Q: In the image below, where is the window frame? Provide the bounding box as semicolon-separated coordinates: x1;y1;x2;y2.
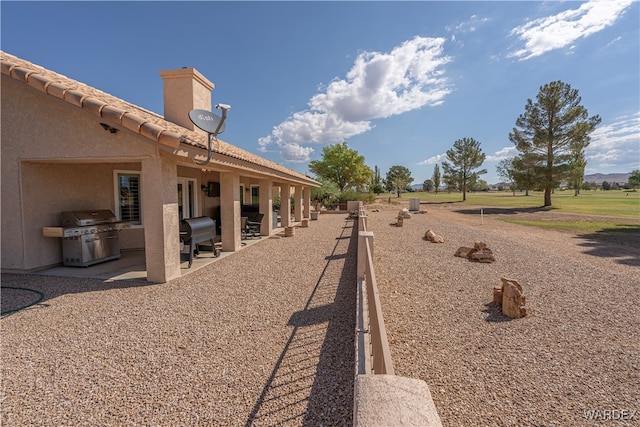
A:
177;177;199;220
114;170;143;228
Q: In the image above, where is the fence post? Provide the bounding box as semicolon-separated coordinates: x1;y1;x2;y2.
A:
357;231;374;281
359;214;367;232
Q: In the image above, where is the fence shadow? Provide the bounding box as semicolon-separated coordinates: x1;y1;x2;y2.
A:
245;219;356;426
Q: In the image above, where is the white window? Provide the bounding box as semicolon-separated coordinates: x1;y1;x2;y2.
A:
114;171;142;226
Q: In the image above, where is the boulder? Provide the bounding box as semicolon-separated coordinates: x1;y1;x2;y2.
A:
454;246;475;258
454;242;495;262
493;285;503;303
425;229;445;243
474;242;488;251
500;278;527;318
399;208;411;219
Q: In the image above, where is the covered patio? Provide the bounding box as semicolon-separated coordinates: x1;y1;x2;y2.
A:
33;223;293;282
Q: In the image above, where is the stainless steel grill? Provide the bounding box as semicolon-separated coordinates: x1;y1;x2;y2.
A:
60;210;129;267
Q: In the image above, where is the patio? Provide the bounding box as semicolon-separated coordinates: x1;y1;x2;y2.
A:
34;226;287;282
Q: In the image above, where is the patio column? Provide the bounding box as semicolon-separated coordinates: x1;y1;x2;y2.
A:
258;178;273;236
303;186;311;220
273;185;281;228
141;156;181;283
220;171;241;252
294;185;303;222
281;184;292;227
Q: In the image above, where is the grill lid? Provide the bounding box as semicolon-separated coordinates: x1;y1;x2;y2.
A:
62;210;117;227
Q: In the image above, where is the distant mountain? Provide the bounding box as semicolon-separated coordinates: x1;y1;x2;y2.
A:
583;173;631;185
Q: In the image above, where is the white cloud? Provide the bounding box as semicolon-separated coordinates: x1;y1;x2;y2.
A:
281;143;315;164
417;153;446;165
607;35;623;47
259;36;452;163
446;14;490;33
486;146;518;162
509;0;634;60
586;112;640;170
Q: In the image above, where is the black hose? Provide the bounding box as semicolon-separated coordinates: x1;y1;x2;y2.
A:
1;287;45;316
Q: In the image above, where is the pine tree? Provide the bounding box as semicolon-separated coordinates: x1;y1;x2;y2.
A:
509;81;601;206
441;138;486;201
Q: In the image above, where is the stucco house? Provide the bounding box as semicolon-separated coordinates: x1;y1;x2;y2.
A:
1;51;320;283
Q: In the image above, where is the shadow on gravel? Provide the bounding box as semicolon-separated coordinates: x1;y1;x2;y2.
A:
482;302;516;323
246;219;356;426
574;225;640;267
1;275;151;318
454;206;549;216
419;200;463;205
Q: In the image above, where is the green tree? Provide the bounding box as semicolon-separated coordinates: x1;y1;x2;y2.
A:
310;178;340;207
441;137;487;201
370;165;384;194
568;150;587;196
308;142;372;192
496;158;517;195
422;179;434;192
628;170;640;190
511;152;546;196
472;179;489;192
432;163;441;194
385;165;414;197
443;170;461;193
509;81;601;206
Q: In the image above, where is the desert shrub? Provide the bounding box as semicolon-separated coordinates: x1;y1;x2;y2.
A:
337;189;376;204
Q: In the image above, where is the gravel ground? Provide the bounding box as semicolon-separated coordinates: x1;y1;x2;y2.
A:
369;202;639;427
1;214;357;426
3;204;638;427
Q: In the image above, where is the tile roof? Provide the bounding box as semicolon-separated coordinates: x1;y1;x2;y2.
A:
1;51;319;187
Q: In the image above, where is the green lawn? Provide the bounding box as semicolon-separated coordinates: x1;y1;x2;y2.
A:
374;190;639;236
385;190;640;218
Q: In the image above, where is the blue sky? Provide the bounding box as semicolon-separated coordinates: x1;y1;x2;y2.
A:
2;1;638;184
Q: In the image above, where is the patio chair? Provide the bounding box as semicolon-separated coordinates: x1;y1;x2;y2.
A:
245;213;264;239
241;217;249;239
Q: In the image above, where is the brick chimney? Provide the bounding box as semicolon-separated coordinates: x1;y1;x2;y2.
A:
159;67;214;136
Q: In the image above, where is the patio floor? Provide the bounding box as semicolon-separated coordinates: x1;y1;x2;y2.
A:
34;227;285;282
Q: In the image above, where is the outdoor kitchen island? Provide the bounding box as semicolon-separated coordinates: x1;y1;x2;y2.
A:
43;210;130;267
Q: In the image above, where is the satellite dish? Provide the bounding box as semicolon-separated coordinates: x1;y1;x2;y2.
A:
188;106;230;165
189;109;226;135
